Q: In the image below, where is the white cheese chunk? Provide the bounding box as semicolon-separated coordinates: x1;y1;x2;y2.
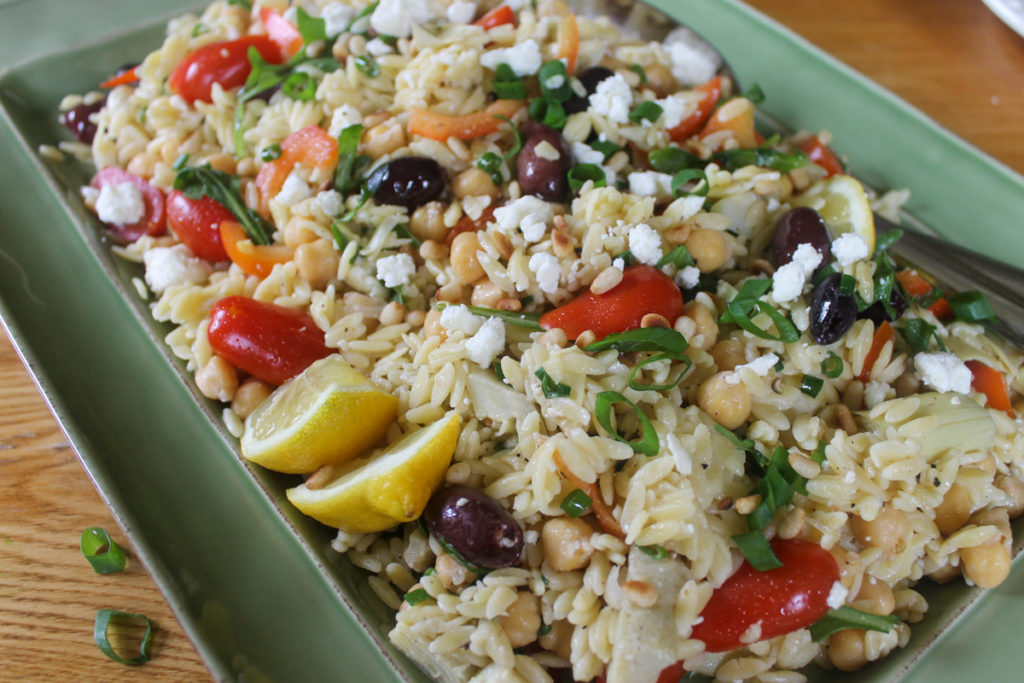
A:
465;316;506;367
529;252;561;293
588;73;633;123
792;242;824;275
737;353;779;377
375;253;416;287
321;2;357;38
274;170;312;206
95;181;145;225
628;223;663;266
663;26;723;86
370;0;441;38
627;171;674;201
833;233;870;266
771;262;806;303
143;245;212;294
571;141;605;165
915;352;972;394
446;1;477;25
440;303;483;335
492;195;552;243
480;39;543;77
676;265;701;290
315;189;344;216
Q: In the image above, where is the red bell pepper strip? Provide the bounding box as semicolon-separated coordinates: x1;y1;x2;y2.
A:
966;360;1015;417
667;75;722;142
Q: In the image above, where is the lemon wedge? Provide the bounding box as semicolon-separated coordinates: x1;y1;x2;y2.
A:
240;355;398;474
791;174;875;255
286;412;461;533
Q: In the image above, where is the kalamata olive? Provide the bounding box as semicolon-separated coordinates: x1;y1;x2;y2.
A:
423;485;524;569
59;98;106;145
810;272;857;345
772;207;832;268
368;156;446;209
517;124;571;202
858;286;908;324
564;65;616;114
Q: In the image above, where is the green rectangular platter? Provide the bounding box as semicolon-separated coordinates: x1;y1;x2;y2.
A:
0;1;1022;681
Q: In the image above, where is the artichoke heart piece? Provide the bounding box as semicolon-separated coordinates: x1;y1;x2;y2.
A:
857;392;995;461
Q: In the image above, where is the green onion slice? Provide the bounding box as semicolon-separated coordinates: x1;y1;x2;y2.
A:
538;60;571;102
671;168;709;197
260;143;282;162
589;139;623;161
820;352;843;378
648;146;702;173
628;100;663;124
94;609;153;665
403;587;432;605
638;544;667;560
594;391;659;456
809;606;901;642
493;63;527;99
567;164;607;192
536;367;571;398
560;488;593;517
528;97;567;129
81;527;126;574
731;531;782;571
282;71;317;100
455;304;542;329
948;290;996;322
656;244;694;269
799;374;824;397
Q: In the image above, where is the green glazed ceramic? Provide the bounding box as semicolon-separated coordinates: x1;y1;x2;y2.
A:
0;1;1021;681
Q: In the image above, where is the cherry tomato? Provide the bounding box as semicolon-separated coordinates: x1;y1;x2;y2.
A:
539;265;685;341
90;167;166;243
798;134;845;177
207;296;332;385
169;35;284;104
690;539;840;653
166;190;233;261
667;75;722;142
260;7;304;57
254;125;338;217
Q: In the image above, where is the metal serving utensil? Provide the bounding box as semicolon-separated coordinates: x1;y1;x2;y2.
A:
570;0;1024;348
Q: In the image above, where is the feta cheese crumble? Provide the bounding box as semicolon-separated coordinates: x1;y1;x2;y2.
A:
321;2;357;37
588;73;632;123
791;242;823;275
832;233;870;267
315;190;344;216
95;181;145;225
915;352;972;394
465;317;506;367
492;195;552;243
440;303;483;335
676;265;701;290
480;39;543;77
446;1;477;25
656;95;688;129
628;223;663;265
370;0;440;38
375;253;416;288
627;171;674;201
328;104;363;137
737;353;780;377
571;141;605;166
771;262;806;303
143;245;212;294
663;26;724;86
826;580;849;609
274;171;312;206
528;252;562;293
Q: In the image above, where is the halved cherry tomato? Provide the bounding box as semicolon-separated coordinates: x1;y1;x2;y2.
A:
407;100;525;142
667;75;722;142
90;167;166;243
473;4;515;29
690;539;840;653
539;265;685;341
254;125;338;218
798;134;844;178
966;360;1015;418
219;220;293;278
169;35;284;104
259;7;304;57
166;190;234;262
207;296;331;385
701;96;757;148
895;269;952;319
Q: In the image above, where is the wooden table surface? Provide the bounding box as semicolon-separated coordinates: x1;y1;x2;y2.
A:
2;0;1024;679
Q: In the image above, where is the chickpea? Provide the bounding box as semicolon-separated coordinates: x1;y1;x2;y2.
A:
934;483;972;536
710;339;746;372
232;378;273;419
363;118;406;159
682;301;719;351
828;629;869;672
126;150;156;178
195;355;238;403
452;167;500;200
422;309;445;339
685;227;731;273
643;62;676;97
450;231;485;284
853;576;895;616
696;371;752;430
471;279;504;307
409;201;448;243
496;591;541;649
541;517;594;572
995;474;1024;518
849;503;910;553
435;551;470;591
283;215;319;249
961;543;1011;588
295;238;340;289
538;619;573;660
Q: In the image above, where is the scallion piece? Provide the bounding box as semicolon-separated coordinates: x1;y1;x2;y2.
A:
628;100;663;124
820;352;843;378
656;244;694;269
589;139;623;161
493;63;527;99
629;63;648;84
638;544;667;560
477;151;504;184
404;587;432;605
671;168;708;197
648;146;701;173
731;531;782;571
538;60;571;102
712;147;808;173
567;164;607;192
536;367;571;398
560;488;593;517
809;606;901;642
282;71;317;100
454;304;542;329
799;374;824;397
948;290;996;322
94;609;153;665
528;97;567;129
81;527;126;574
594;391;659;456
260;143;282;162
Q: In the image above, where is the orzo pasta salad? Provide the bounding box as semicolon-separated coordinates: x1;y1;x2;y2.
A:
56;0;1024;680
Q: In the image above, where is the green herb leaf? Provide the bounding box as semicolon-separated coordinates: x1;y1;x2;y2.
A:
528;97;567;129
346;1;378;33
94;609;153;665
538;622;552;637
948;291;996;322
638;544;667;560
538;60;571;102
589;139;623;161
80;527;126;574
800;374;824;397
227;0;252;9
585;327;688;355
656;244;694;269
714;424;767;468
820;352;843;378
712;147;808;173
536;367;571;398
283;70;317;100
493;63;527;99
810;439;828;465
172;153;190;171
477;151;504;184
567;164;607;192
628;100;663;124
873;228;903;257
740;82;765;104
355;55;380;78
330;221;355;251
903;317;944;354
434;532;490;574
495;115;523;163
260;143;282;161
334;123;370;193
493;360;506;383
392;223;422;248
731;531;782;571
455;304;542;329
404;587;432;605
649;146;702;174
560;488;593;517
340;185;371;222
173;164;273;245
672;168;708;197
594;391;659;456
809;606;901;642
295;6;327;43
629;63;648;85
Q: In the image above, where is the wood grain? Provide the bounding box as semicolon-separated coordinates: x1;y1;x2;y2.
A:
2;0;1023;679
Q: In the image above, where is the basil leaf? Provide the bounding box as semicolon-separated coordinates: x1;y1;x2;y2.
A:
403;587;432;605
714;424;767;469
355;55;380;78
560;488;593;517
330;221;356;252
672;168;708;197
567;164;606;192
585;327;688;355
731;531;782;571
903;318;943;354
594;391;659;456
649;146;702;174
810;606;901;642
295;6;328;44
345;1;378;34
393;223;422;248
740;82;765;104
628;100;663;124
538;60;571;102
536;367;571;398
627;353;692;391
493;63;527;99
948;290;996;322
334;123;369;193
656;244;694;269
460;304;543;329
173;164;273;245
589;139;623;161
283;71;317;100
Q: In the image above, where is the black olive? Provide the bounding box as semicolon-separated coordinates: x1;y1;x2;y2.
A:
858;287;908;324
810;272;858;345
423;485;524;569
517;124;571;201
59;98;106;145
564;66;616;114
772;207;832;268
368;156;446;209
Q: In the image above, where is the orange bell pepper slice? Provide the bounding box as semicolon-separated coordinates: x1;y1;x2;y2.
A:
701;96;757;148
220;220;293;278
859;320;894;382
667;75;722;142
260;7;304;58
966;360;1015;417
895;269;952;319
556;14;579;74
255;125;338;218
473;4;515;29
100;65;140;89
407;99;524;142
